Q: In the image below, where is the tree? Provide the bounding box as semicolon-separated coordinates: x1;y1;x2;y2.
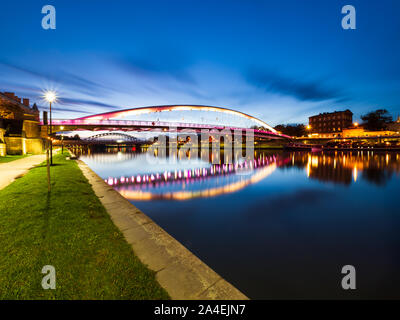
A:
361;109;392;131
274;124;306;137
251;125;269;131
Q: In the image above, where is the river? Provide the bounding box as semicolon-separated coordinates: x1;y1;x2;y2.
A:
78;148;400;299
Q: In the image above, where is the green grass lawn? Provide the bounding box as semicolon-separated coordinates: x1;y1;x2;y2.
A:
0;152;170;299
0;154;30;163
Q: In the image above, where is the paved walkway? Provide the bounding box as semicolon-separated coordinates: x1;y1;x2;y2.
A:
0;154;47;190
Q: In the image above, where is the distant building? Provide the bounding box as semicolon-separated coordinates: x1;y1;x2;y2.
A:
0;91;39;121
309;109;353;138
0;119;5;156
342;127;397;138
387;116;400;132
0;91;42;155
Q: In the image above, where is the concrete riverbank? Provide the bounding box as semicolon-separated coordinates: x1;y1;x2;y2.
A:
77;158;248;300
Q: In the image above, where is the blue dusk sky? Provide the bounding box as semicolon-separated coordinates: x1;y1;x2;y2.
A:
0;0;399;126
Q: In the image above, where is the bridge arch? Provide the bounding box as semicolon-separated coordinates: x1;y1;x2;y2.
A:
76;105;277;133
85;132;139;142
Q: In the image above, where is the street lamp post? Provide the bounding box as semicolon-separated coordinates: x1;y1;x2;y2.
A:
306;125;312;137
60;126;64;154
44;91;57;165
50;100;53;165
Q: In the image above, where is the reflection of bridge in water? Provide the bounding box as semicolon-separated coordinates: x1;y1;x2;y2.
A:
106;154;291;201
78;149;400;202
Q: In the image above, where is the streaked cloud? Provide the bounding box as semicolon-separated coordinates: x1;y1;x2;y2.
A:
246;69;346;102
0;61;114;97
57;97;119;110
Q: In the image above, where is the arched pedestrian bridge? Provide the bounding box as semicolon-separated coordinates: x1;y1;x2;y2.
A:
85;132;141;142
42;105;291;140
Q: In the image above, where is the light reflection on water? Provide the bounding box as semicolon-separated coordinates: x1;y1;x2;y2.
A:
79;149;400;299
107;154;283;200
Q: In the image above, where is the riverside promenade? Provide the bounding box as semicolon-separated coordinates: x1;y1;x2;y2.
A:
0;152;169;299
0;154;47;190
0;150;248;299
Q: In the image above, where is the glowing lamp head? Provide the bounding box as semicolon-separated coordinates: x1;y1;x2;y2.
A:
307;125;311;130
354;122;359;127
44;91;57;103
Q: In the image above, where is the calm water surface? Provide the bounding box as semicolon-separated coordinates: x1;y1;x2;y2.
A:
79;149;400;299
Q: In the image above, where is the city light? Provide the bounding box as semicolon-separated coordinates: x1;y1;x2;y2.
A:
354;122;359;127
